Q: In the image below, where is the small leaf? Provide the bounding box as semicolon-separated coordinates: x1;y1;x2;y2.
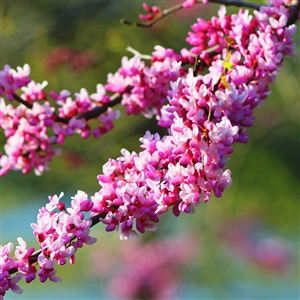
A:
222;61;234;71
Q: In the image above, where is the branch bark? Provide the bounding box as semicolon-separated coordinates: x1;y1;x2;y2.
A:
12;88;130;125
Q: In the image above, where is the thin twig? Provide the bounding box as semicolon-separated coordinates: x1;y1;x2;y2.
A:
210;0;260;10
193;44;220;76
12;88;130;124
13;93;69;124
120;2;184;28
77;87;131;121
12;93;33;109
120;0;261;28
126;46;152;60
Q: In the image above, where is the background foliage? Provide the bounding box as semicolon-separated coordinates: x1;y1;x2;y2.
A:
1;1;299;299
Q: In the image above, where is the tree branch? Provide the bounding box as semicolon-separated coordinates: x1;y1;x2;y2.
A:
210;0;260;10
12;88;131;125
12;93;33;109
286;0;300;26
77;86;132;121
120;0;261;28
120;2;184;28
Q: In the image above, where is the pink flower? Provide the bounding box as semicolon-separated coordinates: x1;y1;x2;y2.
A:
74;88;93;113
21;80;48;101
30;191;97;281
67;190;93;215
182;0;198;9
90;84;110;104
49;89;71;104
0;64;31;100
14;238;36;283
139;2;161;22
48;192;65;211
0;242;23;298
37;254;61;283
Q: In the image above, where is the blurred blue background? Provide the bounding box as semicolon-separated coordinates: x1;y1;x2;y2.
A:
1;1;299;299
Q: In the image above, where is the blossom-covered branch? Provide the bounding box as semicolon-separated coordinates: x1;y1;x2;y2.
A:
0;48;181;175
0;0;298;298
1;0;299;177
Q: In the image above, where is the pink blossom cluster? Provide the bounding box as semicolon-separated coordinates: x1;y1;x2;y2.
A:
0;192;96;299
0;242;24;298
0;67;119;175
90;235;198;299
0;0;298;298
105;46;181;117
0;64;31;101
139;2;162;22
50;86;119;142
0;47;183;176
90;2;296;239
187;1;295;71
0;93;61;176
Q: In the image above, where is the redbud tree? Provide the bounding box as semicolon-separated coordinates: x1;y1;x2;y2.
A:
0;0;299;298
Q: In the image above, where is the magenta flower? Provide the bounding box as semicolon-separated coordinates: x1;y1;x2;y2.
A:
0;243;23;298
0;64;31;101
21;80;48;101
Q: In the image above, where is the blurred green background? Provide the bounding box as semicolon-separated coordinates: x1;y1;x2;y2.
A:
1;1;299;299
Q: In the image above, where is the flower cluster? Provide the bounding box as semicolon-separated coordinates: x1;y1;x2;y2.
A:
0;68;120;175
0;46;183;176
0;64;31;101
0;192;96;299
138;3;162;22
0;242;24;298
90;2;296;239
105;46;182;117
0;0;298;298
0;94;61;176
